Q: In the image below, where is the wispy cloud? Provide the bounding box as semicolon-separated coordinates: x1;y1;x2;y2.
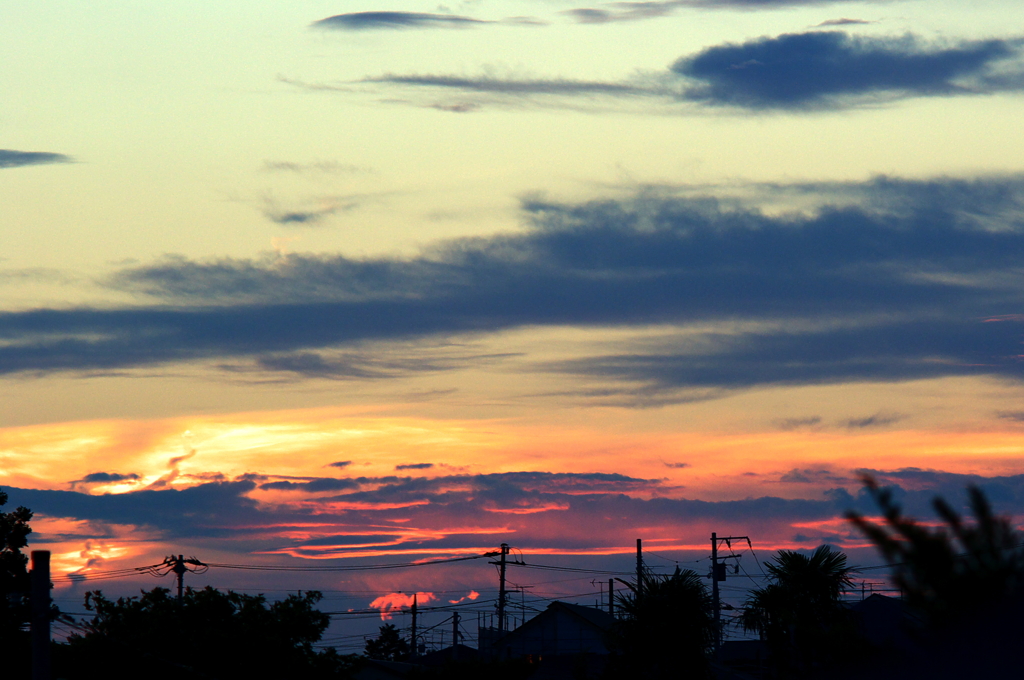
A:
262;160;368;175
780;468;848;484
0;149;72;169
362;74;656;96
842;412;903;429
2;175;1024;400
261;195;364;226
776;416;822;431
312;12;488;31
815;18;874;27
69;472;141;491
563;1;882;25
264;208;338;225
246;345;519;380
344;31;1024;112
311;12;544;31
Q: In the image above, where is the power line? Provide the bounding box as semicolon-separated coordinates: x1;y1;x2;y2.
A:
205;552;496;572
507;561;631;576
51;551;499;584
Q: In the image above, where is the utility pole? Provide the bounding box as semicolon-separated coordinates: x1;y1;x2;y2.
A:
497;543;509;634
30;550;51;680
151;554;206;604
172;554;187;604
636;538;643;600
608;578;614;617
410;593;418;659
711;533;720;652
710;533;752;654
452;611;460;660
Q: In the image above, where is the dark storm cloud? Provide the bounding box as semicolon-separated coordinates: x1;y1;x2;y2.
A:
327;461;352;469
673;32;1023;109
2;176;1024;398
0;149;72;168
312;12;487;30
395;463;434;470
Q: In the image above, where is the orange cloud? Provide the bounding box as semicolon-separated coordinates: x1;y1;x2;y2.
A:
369;591;436;620
448;590;480;604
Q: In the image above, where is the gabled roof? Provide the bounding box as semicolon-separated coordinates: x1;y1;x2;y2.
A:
546;601;616;632
418;643;479;666
495;600;616;647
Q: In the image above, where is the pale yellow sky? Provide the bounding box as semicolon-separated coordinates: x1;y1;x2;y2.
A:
3;0;1024;587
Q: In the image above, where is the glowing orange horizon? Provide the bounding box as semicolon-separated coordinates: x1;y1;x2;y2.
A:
5;404;1023;587
4;406;1024;495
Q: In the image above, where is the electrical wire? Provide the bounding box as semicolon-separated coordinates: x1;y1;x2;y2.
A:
507;561;631;576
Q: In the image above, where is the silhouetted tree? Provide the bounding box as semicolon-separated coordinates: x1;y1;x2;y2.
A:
741;545;855;675
364;622;410;661
606;567;714;679
0;488;33;676
59;586;357;679
846;476;1024;627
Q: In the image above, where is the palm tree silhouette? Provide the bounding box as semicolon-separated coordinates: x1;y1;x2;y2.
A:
609;567;715;678
742;545;855;674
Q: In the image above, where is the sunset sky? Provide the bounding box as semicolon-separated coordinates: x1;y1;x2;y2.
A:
3;0;1024;647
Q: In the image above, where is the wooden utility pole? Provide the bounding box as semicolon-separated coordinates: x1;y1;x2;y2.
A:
30;551;51;680
410;593;418;659
497;543;509;633
452;611;460;660
711;533;720;651
710;533;752;654
608;578;614;616
171;554;187;604
636;539;643;599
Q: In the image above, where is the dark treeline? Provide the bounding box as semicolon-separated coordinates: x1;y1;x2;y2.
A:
3;478;1024;679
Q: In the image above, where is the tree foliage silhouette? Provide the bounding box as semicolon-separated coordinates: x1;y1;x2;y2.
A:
364;622;410;661
742;545;855;674
60;586;356;679
607;567;714;679
846;476;1024;627
0;489;32;628
0;488;33;675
